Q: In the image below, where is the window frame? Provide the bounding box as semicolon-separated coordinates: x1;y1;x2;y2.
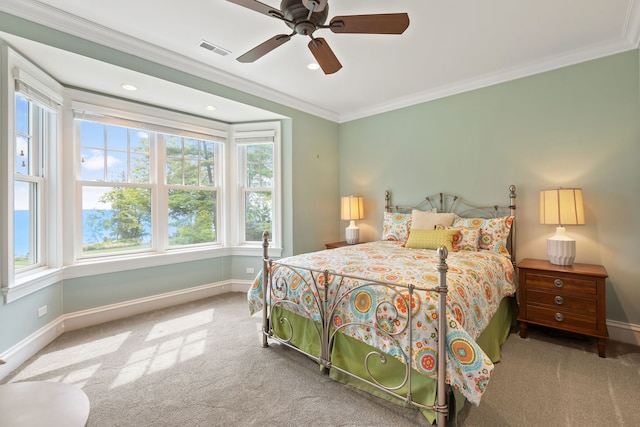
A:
72;102;227;261
230;123;281;251
1;46;63;302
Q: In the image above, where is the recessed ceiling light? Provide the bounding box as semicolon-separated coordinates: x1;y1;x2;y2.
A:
308;63;320;70
206;105;217;111
121;84;137;91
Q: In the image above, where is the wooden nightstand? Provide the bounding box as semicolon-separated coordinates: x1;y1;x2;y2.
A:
517;258;609;357
325;241;362;249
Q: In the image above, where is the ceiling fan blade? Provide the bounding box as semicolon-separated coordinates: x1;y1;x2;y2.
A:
237;34;292;63
308;38;342;75
226;0;284;19
329;13;410;34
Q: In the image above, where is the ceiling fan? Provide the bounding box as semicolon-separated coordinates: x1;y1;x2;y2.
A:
226;0;410;74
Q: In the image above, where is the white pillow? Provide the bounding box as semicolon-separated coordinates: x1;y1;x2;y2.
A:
411;210;455;230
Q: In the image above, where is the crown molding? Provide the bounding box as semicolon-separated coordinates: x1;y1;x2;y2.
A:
340;36;638;123
625;0;640;47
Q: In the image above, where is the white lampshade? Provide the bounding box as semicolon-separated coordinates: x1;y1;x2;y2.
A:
341;196;364;244
540;188;585;265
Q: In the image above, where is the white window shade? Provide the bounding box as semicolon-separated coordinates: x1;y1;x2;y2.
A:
13;67;63;112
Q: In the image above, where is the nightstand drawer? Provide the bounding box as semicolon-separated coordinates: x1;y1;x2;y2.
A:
526;305;596;332
527;289;597;315
524;272;597;297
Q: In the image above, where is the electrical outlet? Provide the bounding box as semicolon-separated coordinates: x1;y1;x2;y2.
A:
246;267;255;274
37;305;47;318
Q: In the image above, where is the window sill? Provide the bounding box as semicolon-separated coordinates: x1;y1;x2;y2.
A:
3;267;64;303
64;244;282;280
3;245;283;303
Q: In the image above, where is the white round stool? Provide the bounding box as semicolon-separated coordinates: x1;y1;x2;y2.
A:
0;381;90;426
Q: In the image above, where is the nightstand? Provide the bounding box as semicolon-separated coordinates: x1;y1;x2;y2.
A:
325;241;362;249
517;258;609;357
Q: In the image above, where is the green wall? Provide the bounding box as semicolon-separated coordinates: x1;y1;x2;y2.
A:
338;50;640;326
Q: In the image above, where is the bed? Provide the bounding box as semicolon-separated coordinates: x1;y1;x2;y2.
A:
248;185;517;425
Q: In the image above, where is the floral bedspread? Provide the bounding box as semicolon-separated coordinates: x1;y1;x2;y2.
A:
248;241;516;405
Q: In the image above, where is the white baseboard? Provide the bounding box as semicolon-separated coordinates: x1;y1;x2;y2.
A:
63;280;250;332
0;280;252;381
1;282;637;381
607;319;640;347
0;317;65;381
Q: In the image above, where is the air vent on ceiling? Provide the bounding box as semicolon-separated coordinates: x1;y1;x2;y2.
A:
199;40;231;56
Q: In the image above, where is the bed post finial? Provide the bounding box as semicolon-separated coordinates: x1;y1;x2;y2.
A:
385;190;391;212
262;231;270;256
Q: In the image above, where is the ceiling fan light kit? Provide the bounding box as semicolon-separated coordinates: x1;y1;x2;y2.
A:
227;0;409;74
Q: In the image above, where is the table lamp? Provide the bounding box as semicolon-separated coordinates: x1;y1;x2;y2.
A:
341;195;364;244
539;188;585;265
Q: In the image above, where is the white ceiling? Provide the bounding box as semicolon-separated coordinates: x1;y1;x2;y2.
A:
0;0;638;123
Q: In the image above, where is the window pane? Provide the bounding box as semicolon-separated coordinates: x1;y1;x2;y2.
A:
245;191;271;242
15;135;29;175
80;121;104;149
130;130;150;153
82;186;152;255
15;94;31;176
80;121;150;184
184;159;199;186
81;148;105;181
106;150;128;182
131;153;150;182
164;135;218;187
14;180;37;268
15;95;29;134
168;189;216;246
166;157;183;185
200;162;214;186
201;141;215;161
246;143;273;188
183;138;199;158
106;125;127;151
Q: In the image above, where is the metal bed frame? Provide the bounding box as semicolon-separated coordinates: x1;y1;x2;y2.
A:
258;185;516;426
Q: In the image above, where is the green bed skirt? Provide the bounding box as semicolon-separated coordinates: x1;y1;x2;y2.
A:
270;296;516;424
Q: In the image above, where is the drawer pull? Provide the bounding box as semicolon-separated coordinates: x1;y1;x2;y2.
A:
554;279;564;288
554;313;564;322
554;296;564;305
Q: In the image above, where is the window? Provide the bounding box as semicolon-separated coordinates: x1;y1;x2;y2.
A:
12;75;60;273
75;109;224;258
164;134;220;247
2;51;63;300
235;128;279;247
14;93;45;270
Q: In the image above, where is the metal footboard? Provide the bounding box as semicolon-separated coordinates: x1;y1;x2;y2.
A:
260;231;449;426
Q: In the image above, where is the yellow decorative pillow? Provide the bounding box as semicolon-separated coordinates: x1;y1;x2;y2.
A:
404;229;459;251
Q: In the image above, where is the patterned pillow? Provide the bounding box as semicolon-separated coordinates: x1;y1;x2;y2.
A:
382;209;436;242
381;212;412;242
404;228;459;252
452;215;514;258
435;225;480;252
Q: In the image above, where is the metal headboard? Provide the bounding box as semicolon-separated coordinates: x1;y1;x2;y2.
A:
385;185;517;263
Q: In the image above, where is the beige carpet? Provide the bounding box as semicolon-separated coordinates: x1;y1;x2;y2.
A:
3;292;639;426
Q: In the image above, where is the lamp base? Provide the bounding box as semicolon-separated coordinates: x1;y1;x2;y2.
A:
345;220;360;245
547;226;576;266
